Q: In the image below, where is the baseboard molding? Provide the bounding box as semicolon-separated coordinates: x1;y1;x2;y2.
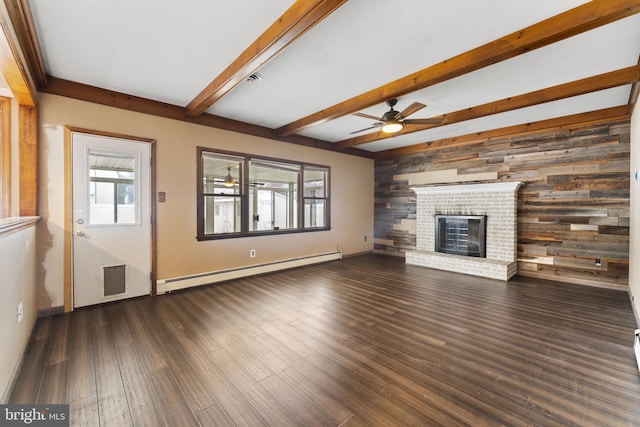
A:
341;250;374;259
38;306;64;317
157;251;342;294
1;314;38;404
373;249;404;257
4;307;64;402
517;270;628;291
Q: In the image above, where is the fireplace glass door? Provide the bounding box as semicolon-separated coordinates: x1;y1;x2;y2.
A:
435;215;486;258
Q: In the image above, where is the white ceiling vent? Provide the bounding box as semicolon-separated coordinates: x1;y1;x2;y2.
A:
246;73;263;83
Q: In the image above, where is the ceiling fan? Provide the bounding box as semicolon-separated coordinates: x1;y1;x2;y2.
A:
350;98;442;135
222;167;236;187
205;167;264;187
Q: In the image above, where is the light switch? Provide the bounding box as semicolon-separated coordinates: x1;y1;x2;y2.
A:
158;192;166;202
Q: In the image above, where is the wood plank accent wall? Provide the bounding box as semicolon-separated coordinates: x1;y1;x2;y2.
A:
375;120;630;289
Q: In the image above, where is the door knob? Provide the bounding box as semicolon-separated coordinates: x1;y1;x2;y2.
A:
76;230;85;236
76;218;84;224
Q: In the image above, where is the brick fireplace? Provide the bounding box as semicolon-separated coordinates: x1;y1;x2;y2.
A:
406;181;522;280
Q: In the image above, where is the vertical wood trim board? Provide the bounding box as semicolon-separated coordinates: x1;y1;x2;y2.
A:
0;97;10;217
18;104;37;216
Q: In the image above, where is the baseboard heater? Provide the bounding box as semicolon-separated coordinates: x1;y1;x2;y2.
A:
156;251;342;295
635;329;640;373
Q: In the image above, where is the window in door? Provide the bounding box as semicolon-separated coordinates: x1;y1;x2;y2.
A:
88;150;140;225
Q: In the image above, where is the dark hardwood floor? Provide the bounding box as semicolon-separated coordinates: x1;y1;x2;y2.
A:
9;254;640;426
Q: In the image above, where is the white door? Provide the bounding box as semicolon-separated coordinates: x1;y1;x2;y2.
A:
72;132;151;308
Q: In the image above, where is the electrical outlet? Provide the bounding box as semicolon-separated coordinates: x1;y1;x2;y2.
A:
250;249;256;258
17;302;23;323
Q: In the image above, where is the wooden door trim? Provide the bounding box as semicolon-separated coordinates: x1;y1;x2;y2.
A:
64;126;157;312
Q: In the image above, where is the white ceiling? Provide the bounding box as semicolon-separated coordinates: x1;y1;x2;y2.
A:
27;0;640;155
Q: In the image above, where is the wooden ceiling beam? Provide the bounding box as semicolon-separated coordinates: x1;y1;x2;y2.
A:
277;0;640;137
336;65;640;149
371;105;631;160
0;0;36;105
186;0;348;117
43;76;374;158
3;0;47;88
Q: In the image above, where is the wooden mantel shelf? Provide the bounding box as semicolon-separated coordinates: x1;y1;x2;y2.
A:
411;181;523;194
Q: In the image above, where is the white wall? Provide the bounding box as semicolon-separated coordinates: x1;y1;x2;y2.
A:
630;106;640;325
0;222;38;402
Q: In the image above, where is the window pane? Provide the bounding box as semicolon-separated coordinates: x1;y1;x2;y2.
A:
201;152;244;235
304;199;326;228
202;153;242;195
304;166;327;228
249;160;299;231
204;195;241;234
304;167;327;198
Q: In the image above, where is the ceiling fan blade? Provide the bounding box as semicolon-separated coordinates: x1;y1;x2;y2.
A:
397;102;426;119
353;112;382;121
349;123;382;134
402;117;443;125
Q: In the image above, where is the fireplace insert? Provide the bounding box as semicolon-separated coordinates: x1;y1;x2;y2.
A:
435;214;486;258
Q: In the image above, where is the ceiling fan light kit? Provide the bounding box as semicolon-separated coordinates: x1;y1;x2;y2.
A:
381;120;403;133
224;167;235;187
